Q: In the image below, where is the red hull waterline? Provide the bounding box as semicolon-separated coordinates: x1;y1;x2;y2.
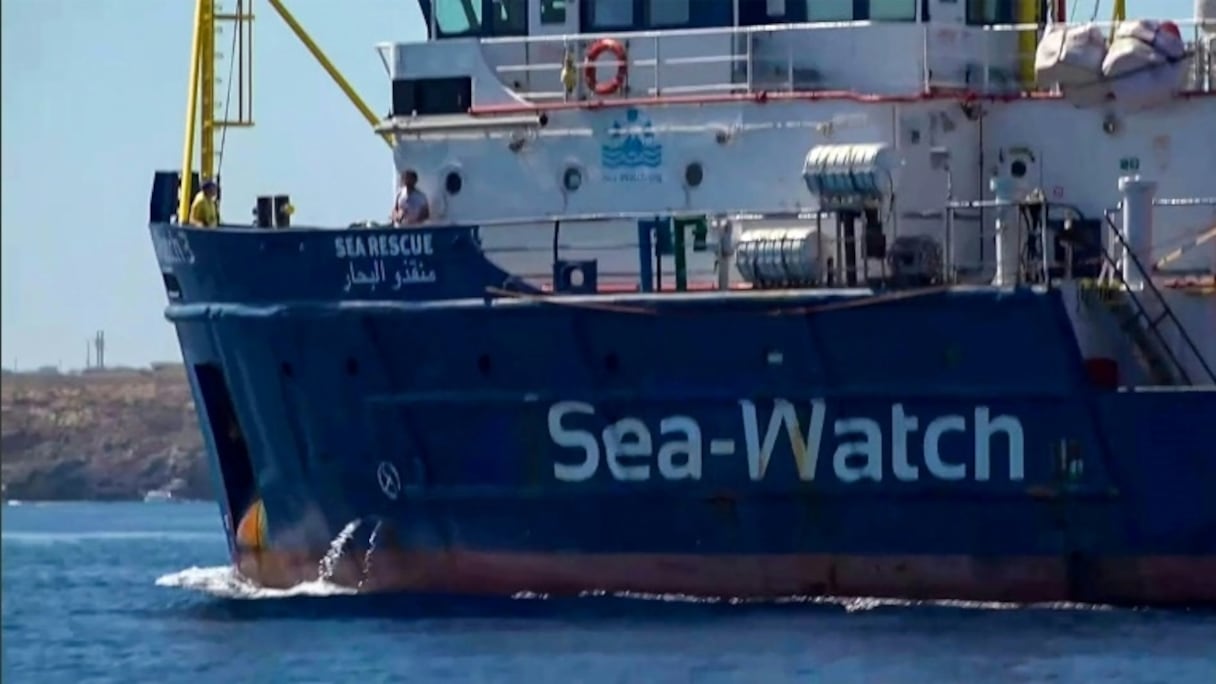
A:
236;548;1216;607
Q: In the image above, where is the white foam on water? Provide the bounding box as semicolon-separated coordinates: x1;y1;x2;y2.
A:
155;565;356;599
156;519;365;599
317;520;361;581
356;520;383;591
154;517;1118;610
562;590;1116;612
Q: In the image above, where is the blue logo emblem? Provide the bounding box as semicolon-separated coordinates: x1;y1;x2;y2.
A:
600;108;662;182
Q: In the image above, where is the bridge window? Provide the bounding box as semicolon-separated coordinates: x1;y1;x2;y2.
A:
966;0;1014;24
806;0;852;21
491;0;527;34
435;0;482;36
739;0;787;24
541;0;567;24
746;0;919;24
588;0;634;29
741;0;791;24
649;0;690;27
870;0;917;20
433;0;526;37
587;0;731;31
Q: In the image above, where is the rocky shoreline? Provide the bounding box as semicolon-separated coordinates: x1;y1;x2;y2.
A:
1;365;213;502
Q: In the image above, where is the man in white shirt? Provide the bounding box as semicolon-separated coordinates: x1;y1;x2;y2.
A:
392;169;430;226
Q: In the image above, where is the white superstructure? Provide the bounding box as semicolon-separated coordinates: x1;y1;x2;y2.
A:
368;0;1215;383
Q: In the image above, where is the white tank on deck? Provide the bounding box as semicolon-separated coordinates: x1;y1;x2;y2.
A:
734;227;833;286
802;144;899;209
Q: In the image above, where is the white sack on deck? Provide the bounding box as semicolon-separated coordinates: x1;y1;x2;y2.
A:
1103;20;1189;111
1035;23;1110;107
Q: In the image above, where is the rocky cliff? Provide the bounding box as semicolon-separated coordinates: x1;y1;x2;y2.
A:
1;366;212;501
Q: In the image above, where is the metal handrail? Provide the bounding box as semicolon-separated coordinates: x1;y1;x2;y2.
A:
1099;209;1216;385
406;19;1216;100
470;19;1211;50
342;208;822;231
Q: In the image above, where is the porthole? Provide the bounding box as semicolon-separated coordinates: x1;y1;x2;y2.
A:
563;166;583;192
684;162;703;188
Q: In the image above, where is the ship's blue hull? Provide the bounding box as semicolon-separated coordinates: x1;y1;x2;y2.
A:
149;222;1216;606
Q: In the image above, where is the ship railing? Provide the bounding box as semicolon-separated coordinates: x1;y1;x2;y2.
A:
481;20;922;100
475;19;1213;104
937;189;1213;386
424;208;800;228
1095;192;1216;386
496;208;1006;293
448;211;729;292
942;197;1053;286
350;209;903;293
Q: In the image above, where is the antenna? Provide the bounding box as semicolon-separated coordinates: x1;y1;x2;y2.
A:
94;330;106;370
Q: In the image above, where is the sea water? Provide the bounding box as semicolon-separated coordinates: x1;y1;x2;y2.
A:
3;501;1215;683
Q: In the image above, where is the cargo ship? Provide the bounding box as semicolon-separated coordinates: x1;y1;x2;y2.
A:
148;0;1216;605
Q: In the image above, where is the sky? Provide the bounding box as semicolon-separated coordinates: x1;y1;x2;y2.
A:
0;0;1197;370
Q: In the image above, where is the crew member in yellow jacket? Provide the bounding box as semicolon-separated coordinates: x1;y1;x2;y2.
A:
188;179;220;227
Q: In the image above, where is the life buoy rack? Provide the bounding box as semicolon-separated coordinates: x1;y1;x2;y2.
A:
585;39;628;96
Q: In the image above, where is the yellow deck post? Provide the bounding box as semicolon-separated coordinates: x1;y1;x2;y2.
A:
1016;0;1041;88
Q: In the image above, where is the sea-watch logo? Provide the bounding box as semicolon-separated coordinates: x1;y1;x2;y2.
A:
600;108;662;183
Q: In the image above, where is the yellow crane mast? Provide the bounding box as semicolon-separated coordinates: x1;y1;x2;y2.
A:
177;0;391;223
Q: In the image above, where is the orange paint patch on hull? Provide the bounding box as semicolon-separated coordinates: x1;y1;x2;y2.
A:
235;499;267;550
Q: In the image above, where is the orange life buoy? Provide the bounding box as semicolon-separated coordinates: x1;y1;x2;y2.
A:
585;39;628;96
